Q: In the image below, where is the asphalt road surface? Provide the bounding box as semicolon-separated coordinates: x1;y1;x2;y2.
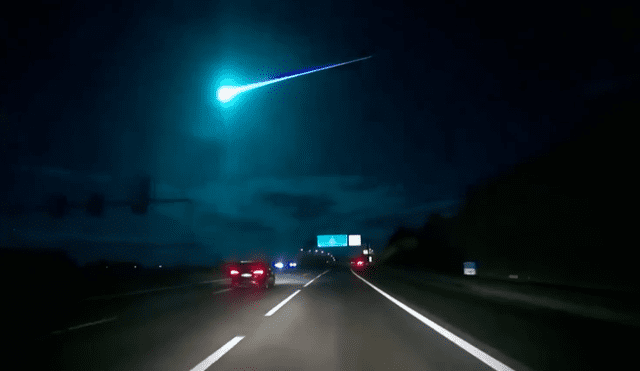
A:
24;265;636;370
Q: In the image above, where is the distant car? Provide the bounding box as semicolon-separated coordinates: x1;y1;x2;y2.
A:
350;256;369;270
273;260;297;270
226;261;275;289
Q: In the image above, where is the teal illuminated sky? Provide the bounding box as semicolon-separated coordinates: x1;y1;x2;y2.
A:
2;0;637;265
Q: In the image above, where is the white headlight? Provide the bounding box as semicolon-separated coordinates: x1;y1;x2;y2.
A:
275;262;284;269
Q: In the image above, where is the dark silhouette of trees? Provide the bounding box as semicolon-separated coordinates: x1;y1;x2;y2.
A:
387;226;419;248
131;176;151;214
444;110;639;286
46;192;69;218
86;192;105;217
382;215;463;273
2;248;83;339
416;213;462;274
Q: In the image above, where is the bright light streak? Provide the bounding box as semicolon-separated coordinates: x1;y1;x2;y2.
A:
216;55;372;103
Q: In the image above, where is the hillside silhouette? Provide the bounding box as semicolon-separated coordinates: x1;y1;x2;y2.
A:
381;92;637;290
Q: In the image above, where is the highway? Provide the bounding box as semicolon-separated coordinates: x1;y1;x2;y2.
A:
25;265;637;370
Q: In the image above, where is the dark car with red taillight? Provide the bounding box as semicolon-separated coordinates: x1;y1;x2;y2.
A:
226;261;275;289
350;255;369;270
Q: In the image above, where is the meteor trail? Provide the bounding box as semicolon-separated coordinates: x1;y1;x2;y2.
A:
216;55;372;103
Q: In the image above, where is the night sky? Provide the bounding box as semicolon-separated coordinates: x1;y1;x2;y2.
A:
2;1;638;266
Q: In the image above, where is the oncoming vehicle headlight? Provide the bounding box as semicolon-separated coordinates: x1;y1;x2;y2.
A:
289;262;296;267
274;262;284;269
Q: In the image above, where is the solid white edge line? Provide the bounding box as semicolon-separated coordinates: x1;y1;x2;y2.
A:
303;279;316;288
265;289;302;316
351;269;516;371
67;316;118;331
189;335;245;371
303;269;330;288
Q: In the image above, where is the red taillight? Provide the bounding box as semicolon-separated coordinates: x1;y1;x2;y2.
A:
230;269;239;275
253;269;264;275
357;261;363;266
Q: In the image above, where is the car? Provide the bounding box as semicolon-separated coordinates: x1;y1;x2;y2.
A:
272;259;298;270
226;260;275;289
350;256;369;270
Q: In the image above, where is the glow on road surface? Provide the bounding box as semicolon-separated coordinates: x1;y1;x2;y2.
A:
216;55;372;103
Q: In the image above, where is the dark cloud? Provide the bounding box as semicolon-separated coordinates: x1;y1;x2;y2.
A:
360;201;460;231
260;192;336;220
198;212;221;229
361;214;412;230
339;176;385;192
152;134;225;190
199;212;275;234
303;237;317;247
225;219;276;234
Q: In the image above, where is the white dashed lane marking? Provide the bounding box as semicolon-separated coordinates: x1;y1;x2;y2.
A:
303;269;330;288
66;316;118;331
264;290;301;317
189;336;245;371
